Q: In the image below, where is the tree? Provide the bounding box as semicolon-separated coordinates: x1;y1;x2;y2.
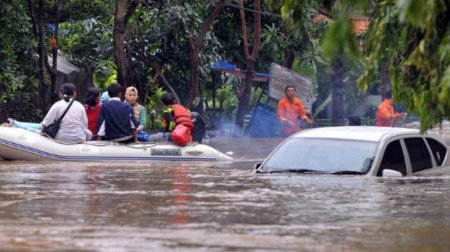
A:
0;0;40;122
279;0;450;130
186;0;227;109
358;0;450;131
27;0;52;110
321;6;361;126
113;0;141;88
233;0;261;135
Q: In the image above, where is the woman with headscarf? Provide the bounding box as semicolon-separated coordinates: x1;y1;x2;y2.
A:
124;86;148;141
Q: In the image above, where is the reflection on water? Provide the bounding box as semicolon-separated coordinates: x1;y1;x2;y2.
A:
0;137;450;251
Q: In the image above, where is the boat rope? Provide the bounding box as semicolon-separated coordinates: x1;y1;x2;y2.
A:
42;133;198;150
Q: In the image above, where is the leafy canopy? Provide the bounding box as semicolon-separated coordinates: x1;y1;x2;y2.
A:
358;0;450;131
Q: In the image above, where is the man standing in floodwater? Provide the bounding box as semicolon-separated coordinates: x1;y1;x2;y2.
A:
375;90;407;127
277;85;313;137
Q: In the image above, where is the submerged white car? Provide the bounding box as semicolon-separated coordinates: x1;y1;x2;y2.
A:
255;126;450;177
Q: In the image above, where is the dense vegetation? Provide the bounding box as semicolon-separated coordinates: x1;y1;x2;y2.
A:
0;0;448;132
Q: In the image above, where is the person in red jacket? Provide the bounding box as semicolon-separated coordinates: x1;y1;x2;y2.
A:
83;87;101;140
375;90;407;127
277;85;313;137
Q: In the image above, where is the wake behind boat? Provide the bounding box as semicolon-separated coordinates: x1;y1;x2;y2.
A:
0;126;232;162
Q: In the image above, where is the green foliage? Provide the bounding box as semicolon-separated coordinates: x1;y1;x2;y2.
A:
59;17;114;72
358;0;450;131
321;15;360;60
261;23;289;61
125;1;222;102
280;0;450;130
0;0;43;121
216;84;238;119
144;87;166;130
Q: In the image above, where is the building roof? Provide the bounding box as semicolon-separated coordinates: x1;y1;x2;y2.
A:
48;52;80;75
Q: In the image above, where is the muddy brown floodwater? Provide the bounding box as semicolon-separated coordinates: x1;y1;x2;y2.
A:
1;136;450;251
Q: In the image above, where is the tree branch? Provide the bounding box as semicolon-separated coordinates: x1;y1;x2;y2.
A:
225;2;281;17
239;0;249;59
124;0;142;27
249;0;261;62
194;0;227;47
26;0;38;39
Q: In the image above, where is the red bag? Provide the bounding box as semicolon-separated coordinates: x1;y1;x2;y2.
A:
171;124;191;146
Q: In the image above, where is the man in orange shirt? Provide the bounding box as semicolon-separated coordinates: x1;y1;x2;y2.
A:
277;85;313;137
375;90;407;127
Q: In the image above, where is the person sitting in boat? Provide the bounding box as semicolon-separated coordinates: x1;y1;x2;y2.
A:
8;83;91;143
41;83;90;143
190;111;207;143
84;86;101;140
96;83;139;143
161;92;194;145
124;86;149;142
161;93;194;145
100;90;110;104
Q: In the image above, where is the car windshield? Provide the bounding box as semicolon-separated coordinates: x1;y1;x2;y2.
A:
261;138;377;174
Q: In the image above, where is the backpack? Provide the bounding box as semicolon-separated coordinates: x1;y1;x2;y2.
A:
171;124;190;146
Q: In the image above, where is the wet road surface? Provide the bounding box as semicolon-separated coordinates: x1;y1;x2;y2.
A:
1;137;450;251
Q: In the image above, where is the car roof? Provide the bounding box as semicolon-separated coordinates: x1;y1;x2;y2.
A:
292;126;420;142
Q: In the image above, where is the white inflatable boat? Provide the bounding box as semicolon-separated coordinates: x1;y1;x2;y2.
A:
0;126;232;162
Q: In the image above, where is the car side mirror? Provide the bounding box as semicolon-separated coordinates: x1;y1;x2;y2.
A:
253;162;262;170
382;169;403;178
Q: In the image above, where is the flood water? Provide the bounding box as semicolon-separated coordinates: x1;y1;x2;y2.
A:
1;137;450;251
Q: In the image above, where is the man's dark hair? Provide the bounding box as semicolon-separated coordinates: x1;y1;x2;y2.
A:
385;90;393;99
348;115;361;126
108;83;122;98
84;86;100;107
161;93;175;105
284;85;296;93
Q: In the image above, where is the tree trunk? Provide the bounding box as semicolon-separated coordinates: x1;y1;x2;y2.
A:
50;24;58;104
113;0;142;89
234;0;261;135
48;0;64;104
331;57;345;126
380;59;391;92
185;0;226;108
149;61;181;104
33;0;49;111
186;39;200;108
113;0;127;88
283;50;295;69
234;62;255;135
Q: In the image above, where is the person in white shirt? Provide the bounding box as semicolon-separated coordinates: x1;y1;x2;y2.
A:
41;83;90;143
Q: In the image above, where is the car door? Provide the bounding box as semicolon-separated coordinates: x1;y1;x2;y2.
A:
412;137;450;176
425;137;448;166
403;137;433;175
376;139;408;177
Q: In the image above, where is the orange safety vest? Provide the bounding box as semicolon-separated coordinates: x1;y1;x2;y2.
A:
173;104;194;130
375;99;399;126
277;97;308;136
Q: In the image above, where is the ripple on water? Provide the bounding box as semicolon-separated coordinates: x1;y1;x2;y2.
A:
1;142;450;251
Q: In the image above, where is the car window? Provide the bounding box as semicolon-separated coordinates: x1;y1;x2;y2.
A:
377;140;406;176
426;138;447;166
262;138;377;173
404;138;432;173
